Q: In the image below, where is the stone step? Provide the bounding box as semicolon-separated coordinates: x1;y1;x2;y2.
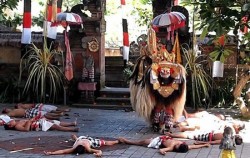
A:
105;56;124;66
71;103;133;111
95;97;131;106
99;92;129;98
77;87;131;106
99;87;130;98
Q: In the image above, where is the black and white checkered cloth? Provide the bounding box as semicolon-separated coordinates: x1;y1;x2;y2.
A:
25;108;41;118
76;136;104;148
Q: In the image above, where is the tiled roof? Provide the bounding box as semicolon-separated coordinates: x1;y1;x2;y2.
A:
0;31;64;47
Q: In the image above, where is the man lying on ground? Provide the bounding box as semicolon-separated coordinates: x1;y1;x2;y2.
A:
2;107;63;120
4;117;78;132
0;114;11;126
175;109;228;132
165;120;244;146
15;103;70;113
182;109;225;120
44;134;120;156
118;136;210;155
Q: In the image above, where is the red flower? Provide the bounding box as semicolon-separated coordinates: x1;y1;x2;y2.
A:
217;35;225;46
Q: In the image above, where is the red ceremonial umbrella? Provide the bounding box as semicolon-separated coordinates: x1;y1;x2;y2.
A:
152;11;186;42
152;11;186;29
56;12;82;28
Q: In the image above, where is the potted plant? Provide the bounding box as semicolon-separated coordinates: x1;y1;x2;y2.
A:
209;35;233;77
19;39;65;103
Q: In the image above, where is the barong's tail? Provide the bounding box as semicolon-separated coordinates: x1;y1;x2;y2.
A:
130;80;156;123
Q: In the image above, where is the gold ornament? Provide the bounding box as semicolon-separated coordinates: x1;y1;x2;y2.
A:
88;38;99;52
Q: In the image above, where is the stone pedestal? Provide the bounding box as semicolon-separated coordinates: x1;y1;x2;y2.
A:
78;82;97;103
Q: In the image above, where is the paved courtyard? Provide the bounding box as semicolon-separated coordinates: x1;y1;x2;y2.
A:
0;105;249;158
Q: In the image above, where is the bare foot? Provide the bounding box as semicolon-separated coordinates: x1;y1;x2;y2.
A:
73;127;79;132
164;131;172;136
193;141;199;145
179;126;185;132
118;137;126;143
195;126;200;130
204;143;211;147
71;134;78;140
44;151;52;155
73;118;77;126
63;108;71;112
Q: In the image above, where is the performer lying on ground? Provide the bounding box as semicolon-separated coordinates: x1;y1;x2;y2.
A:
182;109;225;120
15;103;70;113
0;114;11;126
165;124;244;146
44;134;120;156
118;136;210;155
175;110;235;132
2;107;63;120
4;117;78;132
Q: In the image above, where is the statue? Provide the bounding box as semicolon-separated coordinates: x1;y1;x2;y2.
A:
82;53;94;82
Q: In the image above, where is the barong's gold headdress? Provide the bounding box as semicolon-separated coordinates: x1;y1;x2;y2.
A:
144;27;184;97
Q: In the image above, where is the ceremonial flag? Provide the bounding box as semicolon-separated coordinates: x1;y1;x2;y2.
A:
43;0;63;46
64;31;73;81
121;0;129;63
21;0;32;57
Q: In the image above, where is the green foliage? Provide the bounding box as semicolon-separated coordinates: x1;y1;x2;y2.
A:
131;0;152;27
208;35;233;63
139;0;152;4
19;39;65;103
181;0;250;51
33;13;45;28
211;77;235;108
0;0;20;26
182;46;212;109
0;0;44;29
209;47;233;63
123;65;134;85
105;0;152;27
0;74;20;103
180;0;250;87
0;0;19;13
131;7;153;27
105;1;120;15
62;0;81;10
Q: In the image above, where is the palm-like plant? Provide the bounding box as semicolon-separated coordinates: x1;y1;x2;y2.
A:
182;46;212;109
19;40;65;103
209;35;233;63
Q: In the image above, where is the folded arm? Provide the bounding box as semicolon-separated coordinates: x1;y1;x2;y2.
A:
15;120;32;131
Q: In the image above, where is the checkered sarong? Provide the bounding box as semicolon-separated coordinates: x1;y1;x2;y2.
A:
74;136;105;148
82;67;94;80
34;103;43;109
25;108;45;118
